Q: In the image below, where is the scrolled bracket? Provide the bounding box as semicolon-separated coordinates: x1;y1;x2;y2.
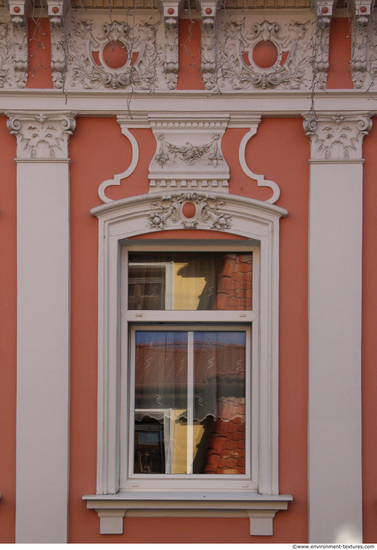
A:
196;0;220;90
6;0;31;88
311;0;337;89
159;0;183;90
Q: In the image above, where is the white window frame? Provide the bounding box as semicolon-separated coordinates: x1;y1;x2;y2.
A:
83;192;292;536
122;316;255;491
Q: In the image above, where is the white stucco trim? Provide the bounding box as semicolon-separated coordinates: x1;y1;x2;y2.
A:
15;160;71;543
8;110;75;543
83;492;293;535
305;110;369;542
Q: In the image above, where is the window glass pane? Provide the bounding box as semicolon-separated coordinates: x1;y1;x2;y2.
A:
133;330;246;475
128;252;252;311
193;331;246;475
134;331;188;474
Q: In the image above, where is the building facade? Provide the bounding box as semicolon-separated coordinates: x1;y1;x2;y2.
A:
0;0;377;542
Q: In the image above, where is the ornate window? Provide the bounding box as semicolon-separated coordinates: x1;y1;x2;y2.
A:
83;192;292;536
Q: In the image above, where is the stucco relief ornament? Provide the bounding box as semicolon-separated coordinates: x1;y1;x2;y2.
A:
6;112;76;159
216;19;311;90
0;16;28;88
67;18;161;90
201;11;217;90
303;113;373;160
49;11;67;89
163;13;179;89
155;133;224;167
149;193;232;231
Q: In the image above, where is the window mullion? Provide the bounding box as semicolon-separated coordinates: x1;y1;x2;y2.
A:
187;331;194;475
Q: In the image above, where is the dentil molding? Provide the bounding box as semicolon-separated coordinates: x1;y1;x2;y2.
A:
303;111;373;161
6;111;77;159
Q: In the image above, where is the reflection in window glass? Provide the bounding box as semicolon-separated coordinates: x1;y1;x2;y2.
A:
134;330;246;475
128;252;252;311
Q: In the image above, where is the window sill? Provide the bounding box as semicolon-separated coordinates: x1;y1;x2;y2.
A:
83;491;293;535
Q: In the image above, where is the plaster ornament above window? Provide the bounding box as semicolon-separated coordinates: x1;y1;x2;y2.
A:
6;111;77;159
303;112;373;161
65;14;164;91
212;14;313;91
149;115;230;193
148;192;232;231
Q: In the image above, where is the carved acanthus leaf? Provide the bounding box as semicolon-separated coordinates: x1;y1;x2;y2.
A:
149;192;232;231
303;112;373;161
6;111;77;159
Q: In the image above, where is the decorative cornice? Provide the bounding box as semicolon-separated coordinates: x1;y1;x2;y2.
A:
6;111;77;159
303;111;373;160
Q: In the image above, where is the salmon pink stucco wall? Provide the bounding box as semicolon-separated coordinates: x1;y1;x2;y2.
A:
68;116;309;542
0;118;17;543
177;19;205;90
326;17;353;89
27;18;54;89
361;117;377;543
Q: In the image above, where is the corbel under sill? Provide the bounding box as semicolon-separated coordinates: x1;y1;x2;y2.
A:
83;491;293;536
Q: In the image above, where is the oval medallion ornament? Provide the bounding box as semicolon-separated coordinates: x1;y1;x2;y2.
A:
252;40;278;69
103;41;128;69
182;202;196;219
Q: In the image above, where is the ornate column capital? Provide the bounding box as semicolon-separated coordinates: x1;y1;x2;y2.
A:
303;112;373;161
6;111;77;160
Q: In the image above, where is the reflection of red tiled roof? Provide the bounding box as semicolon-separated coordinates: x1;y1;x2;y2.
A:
215;254;252;310
203;398;245;474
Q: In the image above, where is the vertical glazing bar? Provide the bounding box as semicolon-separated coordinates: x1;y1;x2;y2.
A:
187;331;194;474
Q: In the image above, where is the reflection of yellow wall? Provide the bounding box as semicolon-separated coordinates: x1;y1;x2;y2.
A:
173;263;206;310
171;409;204;473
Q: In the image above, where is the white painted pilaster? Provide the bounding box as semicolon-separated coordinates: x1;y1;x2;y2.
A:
303;112;372;543
6;110;76;543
